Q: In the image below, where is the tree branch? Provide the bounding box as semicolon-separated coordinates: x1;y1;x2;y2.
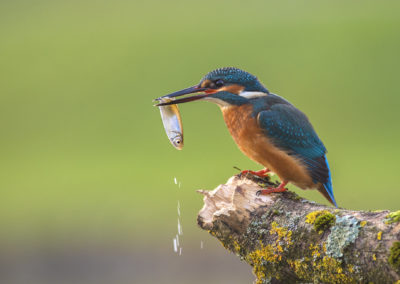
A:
197;175;400;283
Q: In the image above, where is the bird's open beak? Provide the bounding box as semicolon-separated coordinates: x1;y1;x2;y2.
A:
154;85;209;106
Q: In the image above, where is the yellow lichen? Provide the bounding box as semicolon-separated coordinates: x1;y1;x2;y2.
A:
306;210;331;224
270;221;293;247
232;240;241;254
247;241;278;284
288;255;355;283
288;243;356;283
287;259;309;279
315;256;354;283
248;221;358;283
247;222;293;283
360;221;367;227
377;231;382;240
310;243;321;258
248;222;293;266
248;241;280;263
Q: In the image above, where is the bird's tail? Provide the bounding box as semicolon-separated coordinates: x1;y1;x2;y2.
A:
317;156;338;207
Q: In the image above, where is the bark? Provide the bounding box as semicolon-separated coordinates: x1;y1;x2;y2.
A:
197;174;400;284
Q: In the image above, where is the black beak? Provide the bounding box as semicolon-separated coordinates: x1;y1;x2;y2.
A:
154;85;208;106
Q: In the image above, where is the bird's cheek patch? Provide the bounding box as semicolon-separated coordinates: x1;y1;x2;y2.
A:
219;84;245;95
200;80;212;88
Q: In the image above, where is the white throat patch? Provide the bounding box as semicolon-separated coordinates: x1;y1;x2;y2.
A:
239;91;268;99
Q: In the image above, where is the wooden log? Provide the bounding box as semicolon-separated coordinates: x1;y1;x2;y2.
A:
197;175;400;283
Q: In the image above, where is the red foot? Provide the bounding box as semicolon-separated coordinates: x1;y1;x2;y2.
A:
256;181;288;196
241;168;271;178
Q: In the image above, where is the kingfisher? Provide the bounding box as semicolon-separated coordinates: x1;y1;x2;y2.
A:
156;67;337;207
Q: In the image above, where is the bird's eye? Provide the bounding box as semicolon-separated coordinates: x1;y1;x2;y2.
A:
215;79;224;88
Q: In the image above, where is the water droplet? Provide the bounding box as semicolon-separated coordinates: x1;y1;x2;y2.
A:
173;238;177;252
178;218;182;235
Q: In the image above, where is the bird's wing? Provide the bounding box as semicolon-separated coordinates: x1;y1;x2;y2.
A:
257;104;328;184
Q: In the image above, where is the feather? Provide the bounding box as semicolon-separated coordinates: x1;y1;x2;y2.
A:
257;98;337;206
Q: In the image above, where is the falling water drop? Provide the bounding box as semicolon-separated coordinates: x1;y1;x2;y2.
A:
178;218;183;235
173;238;177;252
172;177;183;254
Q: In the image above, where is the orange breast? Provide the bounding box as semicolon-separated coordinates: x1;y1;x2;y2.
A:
221;105;315;189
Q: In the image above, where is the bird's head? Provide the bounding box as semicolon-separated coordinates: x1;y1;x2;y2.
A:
155;67;269;107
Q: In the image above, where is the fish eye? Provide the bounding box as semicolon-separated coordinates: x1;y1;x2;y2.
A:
215;79;224;88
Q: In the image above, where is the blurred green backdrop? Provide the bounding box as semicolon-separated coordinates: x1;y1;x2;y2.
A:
0;0;399;283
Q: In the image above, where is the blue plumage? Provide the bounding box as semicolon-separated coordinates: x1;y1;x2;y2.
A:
323;156;337;207
202;67;269;93
257;98;325;159
256;95;337;207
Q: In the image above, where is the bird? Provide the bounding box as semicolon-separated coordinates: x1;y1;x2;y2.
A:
156;67;337;207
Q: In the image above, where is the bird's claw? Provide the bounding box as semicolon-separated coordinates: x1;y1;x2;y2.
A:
240;168;270;178
256;185;288;197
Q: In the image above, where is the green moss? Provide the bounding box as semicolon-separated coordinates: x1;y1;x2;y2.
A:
314;213;336;232
306;210;331;224
271;209;280;217
305;210;336;233
388;241;400;272
385;210;400;224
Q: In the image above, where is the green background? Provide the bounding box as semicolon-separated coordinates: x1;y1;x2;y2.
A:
1;0;399;283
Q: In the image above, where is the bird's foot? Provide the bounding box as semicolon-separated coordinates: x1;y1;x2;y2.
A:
256;181;288;196
240;168;270;178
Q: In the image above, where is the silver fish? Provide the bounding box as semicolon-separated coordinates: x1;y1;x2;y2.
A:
158;98;184;150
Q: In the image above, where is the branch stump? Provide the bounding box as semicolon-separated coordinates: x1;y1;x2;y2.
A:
197;175;400;283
